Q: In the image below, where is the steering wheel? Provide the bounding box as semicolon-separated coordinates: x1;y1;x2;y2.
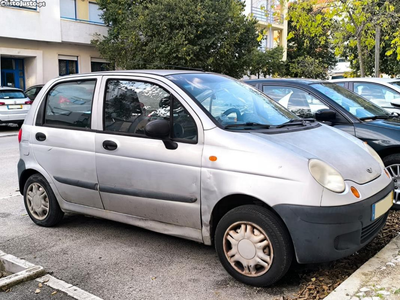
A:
222;108;243;122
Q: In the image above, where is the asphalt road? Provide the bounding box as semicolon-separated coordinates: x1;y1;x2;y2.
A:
0;126;300;300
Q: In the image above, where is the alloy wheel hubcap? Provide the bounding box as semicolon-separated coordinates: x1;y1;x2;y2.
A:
26;183;49;220
223;222;273;277
386;164;400;205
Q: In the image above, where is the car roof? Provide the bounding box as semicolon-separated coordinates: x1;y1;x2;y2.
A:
0;87;24;91
57;69;206;79
26;84;44;89
331;77;400;83
244;78;325;86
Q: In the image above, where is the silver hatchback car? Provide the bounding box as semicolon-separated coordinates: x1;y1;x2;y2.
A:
18;71;393;287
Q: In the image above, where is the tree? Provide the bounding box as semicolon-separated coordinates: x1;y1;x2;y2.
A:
92;0;260;78
248;47;285;78
285;0;336;78
288;0;400;77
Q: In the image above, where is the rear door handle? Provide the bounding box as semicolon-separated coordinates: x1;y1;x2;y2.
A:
35;132;46;142
103;140;118;151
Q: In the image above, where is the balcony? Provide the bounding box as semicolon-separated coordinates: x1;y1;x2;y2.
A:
251;6;284;28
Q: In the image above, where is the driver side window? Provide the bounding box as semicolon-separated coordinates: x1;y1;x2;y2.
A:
104;79;197;142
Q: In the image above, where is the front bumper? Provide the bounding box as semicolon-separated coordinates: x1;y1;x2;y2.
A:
273;182;393;264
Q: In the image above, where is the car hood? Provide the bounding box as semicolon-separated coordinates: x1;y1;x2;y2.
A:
251;125;381;185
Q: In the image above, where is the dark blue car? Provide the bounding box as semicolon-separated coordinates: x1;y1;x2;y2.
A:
246;79;400;209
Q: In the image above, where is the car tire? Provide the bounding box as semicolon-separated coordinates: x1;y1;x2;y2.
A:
214;205;293;287
23;174;64;226
383;154;400;210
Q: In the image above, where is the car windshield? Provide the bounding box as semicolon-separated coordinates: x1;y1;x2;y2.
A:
167;73;298;128
390;81;400;88
311;83;389;119
0;90;26;99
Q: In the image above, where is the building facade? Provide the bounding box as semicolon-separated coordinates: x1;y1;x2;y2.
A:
243;0;288;60
0;0;108;90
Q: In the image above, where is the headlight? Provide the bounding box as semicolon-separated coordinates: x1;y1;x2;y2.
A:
364;143;384;169
309;159;345;193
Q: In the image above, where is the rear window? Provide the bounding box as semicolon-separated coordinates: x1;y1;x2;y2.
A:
0;90;26;99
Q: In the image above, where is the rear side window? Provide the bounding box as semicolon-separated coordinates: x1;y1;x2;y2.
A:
44;80;96;129
0;90;26;99
104;79;197;142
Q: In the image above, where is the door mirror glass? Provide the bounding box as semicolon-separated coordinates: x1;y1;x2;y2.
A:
315;109;336;122
145;119;170;139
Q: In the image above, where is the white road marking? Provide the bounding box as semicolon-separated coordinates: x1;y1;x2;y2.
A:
36;275;103;300
0;193;21;200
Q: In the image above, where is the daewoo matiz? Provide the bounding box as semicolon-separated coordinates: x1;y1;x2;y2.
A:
18;71;393;287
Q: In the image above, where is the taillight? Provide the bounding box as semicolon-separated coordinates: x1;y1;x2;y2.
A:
25;100;33;105
0;102;5;106
18;129;22;143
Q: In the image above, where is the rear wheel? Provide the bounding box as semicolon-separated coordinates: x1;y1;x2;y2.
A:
215;205;293;287
383;154;400;210
23;174;64;226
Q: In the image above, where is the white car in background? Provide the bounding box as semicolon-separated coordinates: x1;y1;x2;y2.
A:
331;78;400;113
0;87;32;126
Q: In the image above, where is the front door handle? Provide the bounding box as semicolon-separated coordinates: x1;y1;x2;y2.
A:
35;132;46;142
103;140;118;151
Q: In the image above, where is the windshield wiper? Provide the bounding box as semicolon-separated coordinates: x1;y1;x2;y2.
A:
224;122;271;129
359;115;389;121
276;118;315;128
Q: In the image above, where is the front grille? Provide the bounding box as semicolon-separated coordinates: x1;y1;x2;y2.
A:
361;214;387;244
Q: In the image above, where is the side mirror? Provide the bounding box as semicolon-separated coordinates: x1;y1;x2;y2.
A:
390;99;400;108
315;109;336;122
145;119;178;150
145;119;170;138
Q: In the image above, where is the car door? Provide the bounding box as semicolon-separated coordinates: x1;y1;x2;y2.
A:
31;77;104;209
261;84;356;136
353;82;400;110
94;76;203;229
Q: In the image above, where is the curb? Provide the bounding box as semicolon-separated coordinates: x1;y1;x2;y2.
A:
325;235;400;299
0;133;18;138
0;251;46;290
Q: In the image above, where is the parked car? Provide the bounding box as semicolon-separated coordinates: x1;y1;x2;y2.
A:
0;87;32;126
18;71;393;287
245;79;400;209
331;78;400;112
25;84;44;101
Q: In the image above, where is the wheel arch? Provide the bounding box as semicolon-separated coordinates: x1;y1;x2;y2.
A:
19;169;40;195
377;146;400;162
209;194;288;245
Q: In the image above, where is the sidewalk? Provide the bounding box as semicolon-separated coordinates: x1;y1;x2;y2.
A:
326;235;400;300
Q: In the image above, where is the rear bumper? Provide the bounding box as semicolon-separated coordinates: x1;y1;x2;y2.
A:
273;182;393;264
0;112;27;123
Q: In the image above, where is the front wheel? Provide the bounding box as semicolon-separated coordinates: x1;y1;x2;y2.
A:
215;205;293;287
383;154;400;210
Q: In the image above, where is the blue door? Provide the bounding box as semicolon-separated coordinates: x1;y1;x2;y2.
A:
1;58;25;89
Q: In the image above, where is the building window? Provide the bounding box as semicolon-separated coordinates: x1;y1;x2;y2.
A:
89;2;103;24
59;56;78;76
91;58;110;72
60;0;76;19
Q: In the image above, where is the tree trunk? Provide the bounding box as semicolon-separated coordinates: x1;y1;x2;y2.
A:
357;37;365;77
375;25;381;78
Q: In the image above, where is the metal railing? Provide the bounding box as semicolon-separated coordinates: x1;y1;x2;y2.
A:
251;6;284;25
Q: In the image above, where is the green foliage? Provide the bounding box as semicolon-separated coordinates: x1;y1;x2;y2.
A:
248;47;285;78
286;0;336;78
287;55;329;79
92;0;259;78
288;0;400;77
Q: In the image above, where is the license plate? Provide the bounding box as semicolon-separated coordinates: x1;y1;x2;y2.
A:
7;105;22;109
372;191;393;221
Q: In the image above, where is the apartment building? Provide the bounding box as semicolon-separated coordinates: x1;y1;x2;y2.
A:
243;0;288;59
0;0;108;90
